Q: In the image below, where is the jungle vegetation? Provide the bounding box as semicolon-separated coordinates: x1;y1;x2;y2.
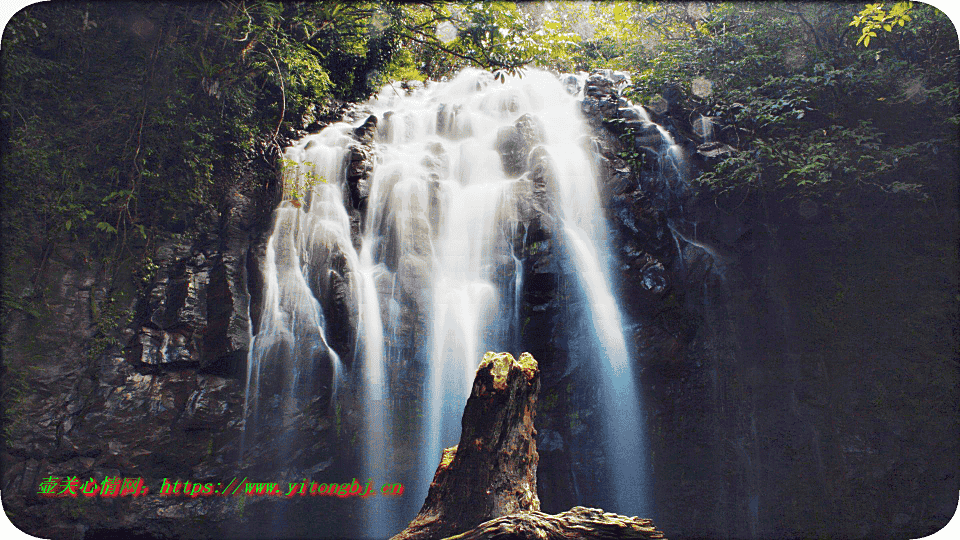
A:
1;1;957;322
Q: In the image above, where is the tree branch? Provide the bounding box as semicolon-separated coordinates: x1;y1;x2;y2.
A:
401;25;497;68
774;3;822;49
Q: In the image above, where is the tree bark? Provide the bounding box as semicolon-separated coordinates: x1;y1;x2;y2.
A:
391;351;669;540
391;352;542;540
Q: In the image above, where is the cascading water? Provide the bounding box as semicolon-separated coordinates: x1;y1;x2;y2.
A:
242;125;391;535
244;68;655;535
242;125;354;460
631;104;683;184
365;72;531;511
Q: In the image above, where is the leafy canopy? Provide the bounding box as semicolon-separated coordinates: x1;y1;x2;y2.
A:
849;2;914;47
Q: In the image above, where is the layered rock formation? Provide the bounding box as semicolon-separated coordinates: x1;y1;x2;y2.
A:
1;157;277;539
573;71;958;539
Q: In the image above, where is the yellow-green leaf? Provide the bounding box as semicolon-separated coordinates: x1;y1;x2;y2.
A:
614;4;628;23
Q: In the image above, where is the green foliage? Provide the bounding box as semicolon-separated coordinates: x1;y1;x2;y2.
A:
390;2;581;79
1;359;36;445
620;2;957;214
523;2;712;72
136;256;160;286
236;494;246;519
850;2;914;47
541;390;559;411
280;159;327;203
1;2;413;328
609;121;648;171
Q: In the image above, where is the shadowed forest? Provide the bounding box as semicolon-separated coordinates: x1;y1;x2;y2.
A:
2;2;957;540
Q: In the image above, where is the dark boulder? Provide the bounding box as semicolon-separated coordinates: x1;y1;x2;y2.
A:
496;113;546;178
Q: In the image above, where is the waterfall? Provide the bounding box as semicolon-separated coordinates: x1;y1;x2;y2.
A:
241;125;353;459
631;104;683;186
244;68;653;535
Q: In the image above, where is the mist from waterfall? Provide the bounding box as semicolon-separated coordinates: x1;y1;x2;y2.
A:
243;68;654;535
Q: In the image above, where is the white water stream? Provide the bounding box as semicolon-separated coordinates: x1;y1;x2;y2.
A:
244;69;652;534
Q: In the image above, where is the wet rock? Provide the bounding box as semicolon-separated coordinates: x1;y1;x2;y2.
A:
605;165;635;196
496;113;546;177
397;254;432;306
609;190;673;260
437;103;473;139
559;73;582;95
421;141;450;180
584;73;615;99
315;246;357;363
515;114;546;148
346;144;373;207
661;81;684;114
200;252;249;375
375;270;421;353
640;257;668;294
619;106;642;121
580;73;623;126
135;327;198;366
517;214;562;363
129;231;251;375
346;115;379;248
696;140;736;162
354;114;377;141
590;69;631;91
633;123;666;148
527;146;560;215
580;96;619;124
538;428;564;452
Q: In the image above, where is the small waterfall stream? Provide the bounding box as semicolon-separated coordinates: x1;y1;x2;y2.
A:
244;69;663;535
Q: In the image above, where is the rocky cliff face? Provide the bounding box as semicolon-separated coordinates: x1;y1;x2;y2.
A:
566;72;958;539
3;71;956;540
2;153;278;538
0;104;400;539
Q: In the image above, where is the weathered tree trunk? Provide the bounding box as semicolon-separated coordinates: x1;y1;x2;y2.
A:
392;351;542;540
392;351;668;540
445;507;666;540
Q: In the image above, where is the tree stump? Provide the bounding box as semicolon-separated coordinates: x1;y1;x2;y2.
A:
391;351;668;540
392;351;541;540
